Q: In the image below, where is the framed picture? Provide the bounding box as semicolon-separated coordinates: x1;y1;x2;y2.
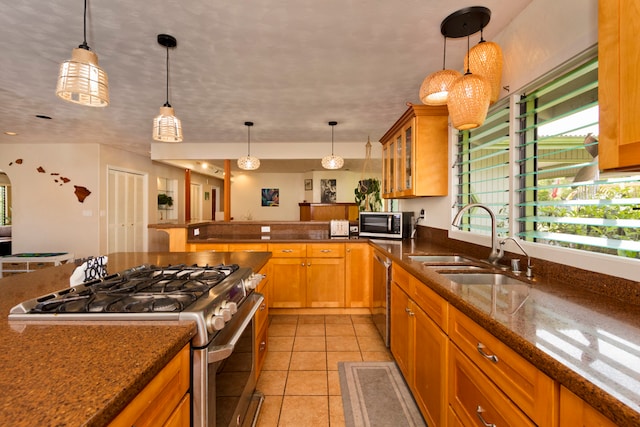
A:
304;179;313;190
320;179;336;203
261;188;279;207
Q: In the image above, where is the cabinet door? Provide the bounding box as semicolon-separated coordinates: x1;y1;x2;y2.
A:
559;386;618;427
306;257;345;307
345;243;371;308
189;243;229;252
382;143;390;196
390;282;412;379
228;243;269;252
269;258;306;308
403;123;413;193
413;304;448;427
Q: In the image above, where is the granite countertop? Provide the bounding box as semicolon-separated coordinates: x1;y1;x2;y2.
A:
0;251;271;427
370;239;640;426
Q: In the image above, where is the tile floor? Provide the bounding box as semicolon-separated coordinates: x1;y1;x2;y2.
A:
255;314;393;427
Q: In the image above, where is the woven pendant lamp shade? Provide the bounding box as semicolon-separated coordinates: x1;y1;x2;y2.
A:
238;121;260;170
465;40;503;104
153;106;183;142
322;121;344;170
447;73;491;130
56;48;109;107
419;69;462;105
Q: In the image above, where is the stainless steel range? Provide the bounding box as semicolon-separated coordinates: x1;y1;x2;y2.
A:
9;263;266;427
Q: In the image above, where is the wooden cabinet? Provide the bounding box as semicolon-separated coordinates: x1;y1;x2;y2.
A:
255;263;270;377
299;202;359;221
380;105;449;198
559;386;618;427
448;307;557;426
390;264;448;427
345;242;371;308
228;243;269;252
189;242;229;252
109;344;190;427
599;0;640;171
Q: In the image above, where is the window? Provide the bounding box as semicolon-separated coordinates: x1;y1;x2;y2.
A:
516;57;640;259
454;101;511;236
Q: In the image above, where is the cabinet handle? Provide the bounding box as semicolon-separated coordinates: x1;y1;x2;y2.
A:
320;249;332;253
282;249;293;253
404;307;414;316
476;405;496;427
477;343;499;363
260;303;266;311
259;341;267;352
301;262;306;267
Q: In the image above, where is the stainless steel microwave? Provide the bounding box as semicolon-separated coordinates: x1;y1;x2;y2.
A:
358;212;413;239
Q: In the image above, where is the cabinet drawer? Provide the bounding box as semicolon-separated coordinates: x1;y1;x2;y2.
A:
449;308;557;426
190;243;229;252
268;243;306;257
449;344;535;427
228;243;269;252
413;282;448;333
391;264;414;294
31;261;56;270
307;243;345;258
3;262;27;270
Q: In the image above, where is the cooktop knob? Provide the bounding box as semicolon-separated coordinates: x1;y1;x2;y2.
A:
216;306;232;322
226;301;238;315
207;314;226;333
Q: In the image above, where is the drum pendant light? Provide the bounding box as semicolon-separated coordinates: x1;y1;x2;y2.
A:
238;122;261;170
464;28;503;104
153;34;183;142
419;36;461;105
321;121;344;170
56;0;109;107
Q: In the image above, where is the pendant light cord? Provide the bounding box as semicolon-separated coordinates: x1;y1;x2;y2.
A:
247;125;251;156
79;0;89;50
441;36;447;70
165;46;171;107
465;34;471;74
331;124;335;155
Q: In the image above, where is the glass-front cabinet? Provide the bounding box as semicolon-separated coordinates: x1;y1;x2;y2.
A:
380;105;449;198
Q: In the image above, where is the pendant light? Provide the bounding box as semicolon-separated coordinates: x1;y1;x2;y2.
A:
238;121;260;170
321;121;344;170
440;7;492;130
419;36;461;106
153;34;183;142
56;0;109;107
464;28;503;104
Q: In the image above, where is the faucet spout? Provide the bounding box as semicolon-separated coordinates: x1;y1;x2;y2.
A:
500;236;533;278
452;203;503;265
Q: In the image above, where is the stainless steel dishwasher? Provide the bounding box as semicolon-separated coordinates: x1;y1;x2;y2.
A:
372;250;392;347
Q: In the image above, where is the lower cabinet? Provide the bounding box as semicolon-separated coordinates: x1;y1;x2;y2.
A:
345;242;371;307
254;263;270;377
559;386;618;427
109;344;190;427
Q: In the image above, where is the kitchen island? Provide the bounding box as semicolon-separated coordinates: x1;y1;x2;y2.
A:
0;251;270;427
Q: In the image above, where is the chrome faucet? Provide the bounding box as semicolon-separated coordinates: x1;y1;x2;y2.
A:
500;236;533;278
452;203;503;265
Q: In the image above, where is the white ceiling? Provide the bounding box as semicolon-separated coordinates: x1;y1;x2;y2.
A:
0;0;531;174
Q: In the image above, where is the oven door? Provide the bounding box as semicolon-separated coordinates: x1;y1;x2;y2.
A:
192;292;264;427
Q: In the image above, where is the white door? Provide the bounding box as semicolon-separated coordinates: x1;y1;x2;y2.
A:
108;168;147;253
190;183;203;222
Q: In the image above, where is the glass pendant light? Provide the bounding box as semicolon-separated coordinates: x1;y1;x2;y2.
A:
420;36;461;106
56;0;109;107
238;121;260;170
153;34;183;142
321;121;344;170
464;28;503;104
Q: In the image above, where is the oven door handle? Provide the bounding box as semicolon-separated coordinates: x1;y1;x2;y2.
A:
207;293;264;364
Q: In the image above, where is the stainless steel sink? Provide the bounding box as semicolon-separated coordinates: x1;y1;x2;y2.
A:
407;255;474;263
429;265;483;270
440;272;529;286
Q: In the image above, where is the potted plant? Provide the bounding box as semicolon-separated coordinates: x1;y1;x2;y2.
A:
157;193;173;208
354;178;382;212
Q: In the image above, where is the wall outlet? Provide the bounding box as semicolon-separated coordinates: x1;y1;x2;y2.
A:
194;228;200;236
261;226;271;233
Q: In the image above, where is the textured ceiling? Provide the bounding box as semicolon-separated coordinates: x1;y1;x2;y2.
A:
0;0;531;173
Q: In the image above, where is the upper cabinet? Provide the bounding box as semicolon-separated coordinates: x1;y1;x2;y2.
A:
598;1;640;171
380;105;449;198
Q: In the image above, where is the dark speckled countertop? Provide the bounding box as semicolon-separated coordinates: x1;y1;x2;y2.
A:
369;239;640;426
0;251;271;427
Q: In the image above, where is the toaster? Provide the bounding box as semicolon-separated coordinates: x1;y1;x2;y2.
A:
330;219;350;238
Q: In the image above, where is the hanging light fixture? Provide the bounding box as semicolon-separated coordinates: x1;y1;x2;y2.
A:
441;7;492;130
56;0;109;107
419;36;461;105
153;34;183;142
464;28;503;104
238;121;260;170
321;121;344;170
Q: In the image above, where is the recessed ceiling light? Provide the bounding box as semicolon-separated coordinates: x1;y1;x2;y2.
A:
35;115;52;120
4;131;18;136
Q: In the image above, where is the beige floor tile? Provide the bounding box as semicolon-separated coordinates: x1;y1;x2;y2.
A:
326;351;362;370
327;370;342;395
326;335;360;352
296;323;326;336
293;335;326;352
284;370;328;395
329;395;346;427
324;314;352;324
269;314;299;324
268;323;297;337
257;370;288;396
361;350;394;362
357;335;389;352
255;395;282;427
350;314;374;324
278;396;329;427
353;322;381;337
325;323;356;337
289;351;327;370
269;336;295;352
298;314;326;324
262;351;291;371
